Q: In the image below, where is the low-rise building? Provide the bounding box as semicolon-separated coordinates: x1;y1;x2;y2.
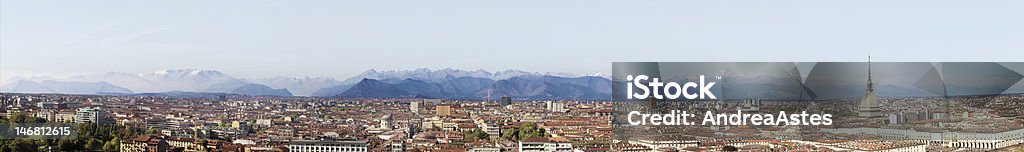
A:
121;135;169;152
288;140;368;152
518;137;573;152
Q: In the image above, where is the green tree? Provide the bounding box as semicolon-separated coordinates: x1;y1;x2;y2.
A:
103;137;119;152
147;128;161;134
11;112;27;123
462;129;490;142
85;138;102;150
2;112;147;152
6;139;40;152
463;130;477;141
501;122;548;141
475;130;490;140
57;138;82;151
502;127;518;140
516;122;545;140
15;112;27;123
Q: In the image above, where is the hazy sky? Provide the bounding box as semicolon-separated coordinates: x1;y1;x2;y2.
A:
1;0;1021;81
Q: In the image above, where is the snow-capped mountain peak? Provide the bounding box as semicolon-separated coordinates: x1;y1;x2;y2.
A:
149;69;226;78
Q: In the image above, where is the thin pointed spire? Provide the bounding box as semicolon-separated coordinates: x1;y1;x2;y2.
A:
867;55;873;92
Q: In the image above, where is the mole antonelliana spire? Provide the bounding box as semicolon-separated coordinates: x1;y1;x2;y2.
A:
858;55;882;119
867;55;873;92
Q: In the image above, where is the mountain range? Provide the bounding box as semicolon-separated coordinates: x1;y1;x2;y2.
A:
1;69;612;100
1;69;288;96
340;68;605;84
329;75;611;100
0;80;133;95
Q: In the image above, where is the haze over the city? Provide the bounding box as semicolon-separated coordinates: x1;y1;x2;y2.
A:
2;0;1022;81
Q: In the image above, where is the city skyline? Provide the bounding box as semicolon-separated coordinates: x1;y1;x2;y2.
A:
2;0;1023;81
2;1;1023;151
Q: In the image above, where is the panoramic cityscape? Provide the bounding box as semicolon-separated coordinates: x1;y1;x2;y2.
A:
1;63;1023;151
3;1;1023;152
